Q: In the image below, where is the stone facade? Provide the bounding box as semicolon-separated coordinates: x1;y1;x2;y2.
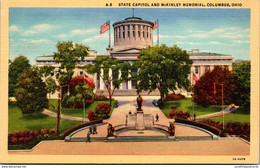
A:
36;17;233;97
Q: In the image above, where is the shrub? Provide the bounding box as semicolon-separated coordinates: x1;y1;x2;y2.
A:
87;111;95;121
168;110;190;119
8;129;56;145
170;105;177;111
15;67;48;114
165;93;185;101
95;95;109;101
85;98;94;106
95;103;110;119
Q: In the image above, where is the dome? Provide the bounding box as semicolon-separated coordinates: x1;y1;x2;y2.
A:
113;17;154;53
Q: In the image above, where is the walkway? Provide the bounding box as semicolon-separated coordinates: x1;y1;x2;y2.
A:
189;105;239;120
42;109;89;122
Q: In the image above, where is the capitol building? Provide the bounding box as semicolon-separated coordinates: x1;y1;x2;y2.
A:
36;16;233;96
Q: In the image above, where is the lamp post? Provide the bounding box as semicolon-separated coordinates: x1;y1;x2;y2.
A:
80;71;85;122
214;82;224;130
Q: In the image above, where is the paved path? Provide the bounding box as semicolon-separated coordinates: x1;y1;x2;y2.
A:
189;105;239;120
9;139;249;156
42;109;89;122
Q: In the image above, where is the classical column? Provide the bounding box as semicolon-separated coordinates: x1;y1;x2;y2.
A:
130;24;133;40
128;70;132;89
135;24;139;40
100;68;104;90
109;68;113;90
140;25;144;40
144;25;147;39
210;65;214;71
120;26;123;43
118;70;122;89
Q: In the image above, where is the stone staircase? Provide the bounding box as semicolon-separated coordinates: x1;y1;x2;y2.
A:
95;89;160;96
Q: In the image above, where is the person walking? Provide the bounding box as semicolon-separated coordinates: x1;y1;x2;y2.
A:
193;113;196;121
155;113;159;122
89;126;93;134
86;131;91;143
93;126;97;134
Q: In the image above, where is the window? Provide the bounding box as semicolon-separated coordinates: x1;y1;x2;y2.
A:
195;66;199;73
205;65;210;72
133;25;135;37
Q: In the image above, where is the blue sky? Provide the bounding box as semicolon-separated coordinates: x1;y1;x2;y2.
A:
9;8;250;64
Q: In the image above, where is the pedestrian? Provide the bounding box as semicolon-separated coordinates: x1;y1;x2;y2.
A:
193;113;196;121
93;126;97;134
156;113;159;122
86;131;91;143
89;126;93;134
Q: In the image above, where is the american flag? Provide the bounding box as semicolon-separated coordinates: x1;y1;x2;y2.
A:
100;21;110;34
193;72;198;83
152;20;158;30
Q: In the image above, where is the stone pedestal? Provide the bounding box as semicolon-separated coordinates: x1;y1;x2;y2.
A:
135;111;145;130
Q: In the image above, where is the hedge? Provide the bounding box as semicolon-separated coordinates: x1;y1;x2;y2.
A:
60;118;103;139
175;118;223;136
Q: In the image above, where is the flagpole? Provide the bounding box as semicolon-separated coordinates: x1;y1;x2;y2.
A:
157;19;159;46
109;20;111;47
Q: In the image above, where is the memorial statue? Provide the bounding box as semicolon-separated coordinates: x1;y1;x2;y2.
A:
137;94;143;111
168;122;175;136
107;123;115;137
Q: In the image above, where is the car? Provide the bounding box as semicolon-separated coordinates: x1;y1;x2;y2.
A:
152;99;158;107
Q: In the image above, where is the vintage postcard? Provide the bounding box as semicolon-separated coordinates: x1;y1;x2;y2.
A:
0;0;259;165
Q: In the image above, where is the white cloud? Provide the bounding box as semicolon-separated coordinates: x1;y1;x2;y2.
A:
56;34;68;38
81;33;113;43
23;30;37;35
22;23;57;36
209;41;223;45
30;39;49;43
189;42;201;45
232;40;250;44
174;35;186;39
176;42;184;45
32;24;55;31
10;25;19;32
70;28;98;36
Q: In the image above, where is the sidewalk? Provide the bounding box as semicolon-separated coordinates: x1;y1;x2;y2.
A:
42;109;89;122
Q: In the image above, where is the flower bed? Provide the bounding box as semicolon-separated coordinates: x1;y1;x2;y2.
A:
169;110;190;119
165;93;185;101
8;129;56;145
199;119;250;141
95;103;110;119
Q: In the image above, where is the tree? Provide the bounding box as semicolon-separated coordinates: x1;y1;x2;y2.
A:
9;56;31;97
62;77;95;108
15;66;48;114
134;45;192;106
45;77;58;99
48;41;89;135
232;61;250;106
39;65;55;80
84;56;131;107
192;66;246;107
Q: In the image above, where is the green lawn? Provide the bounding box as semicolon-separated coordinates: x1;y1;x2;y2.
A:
48;99;115;118
8;104;82;133
160;98;250;123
